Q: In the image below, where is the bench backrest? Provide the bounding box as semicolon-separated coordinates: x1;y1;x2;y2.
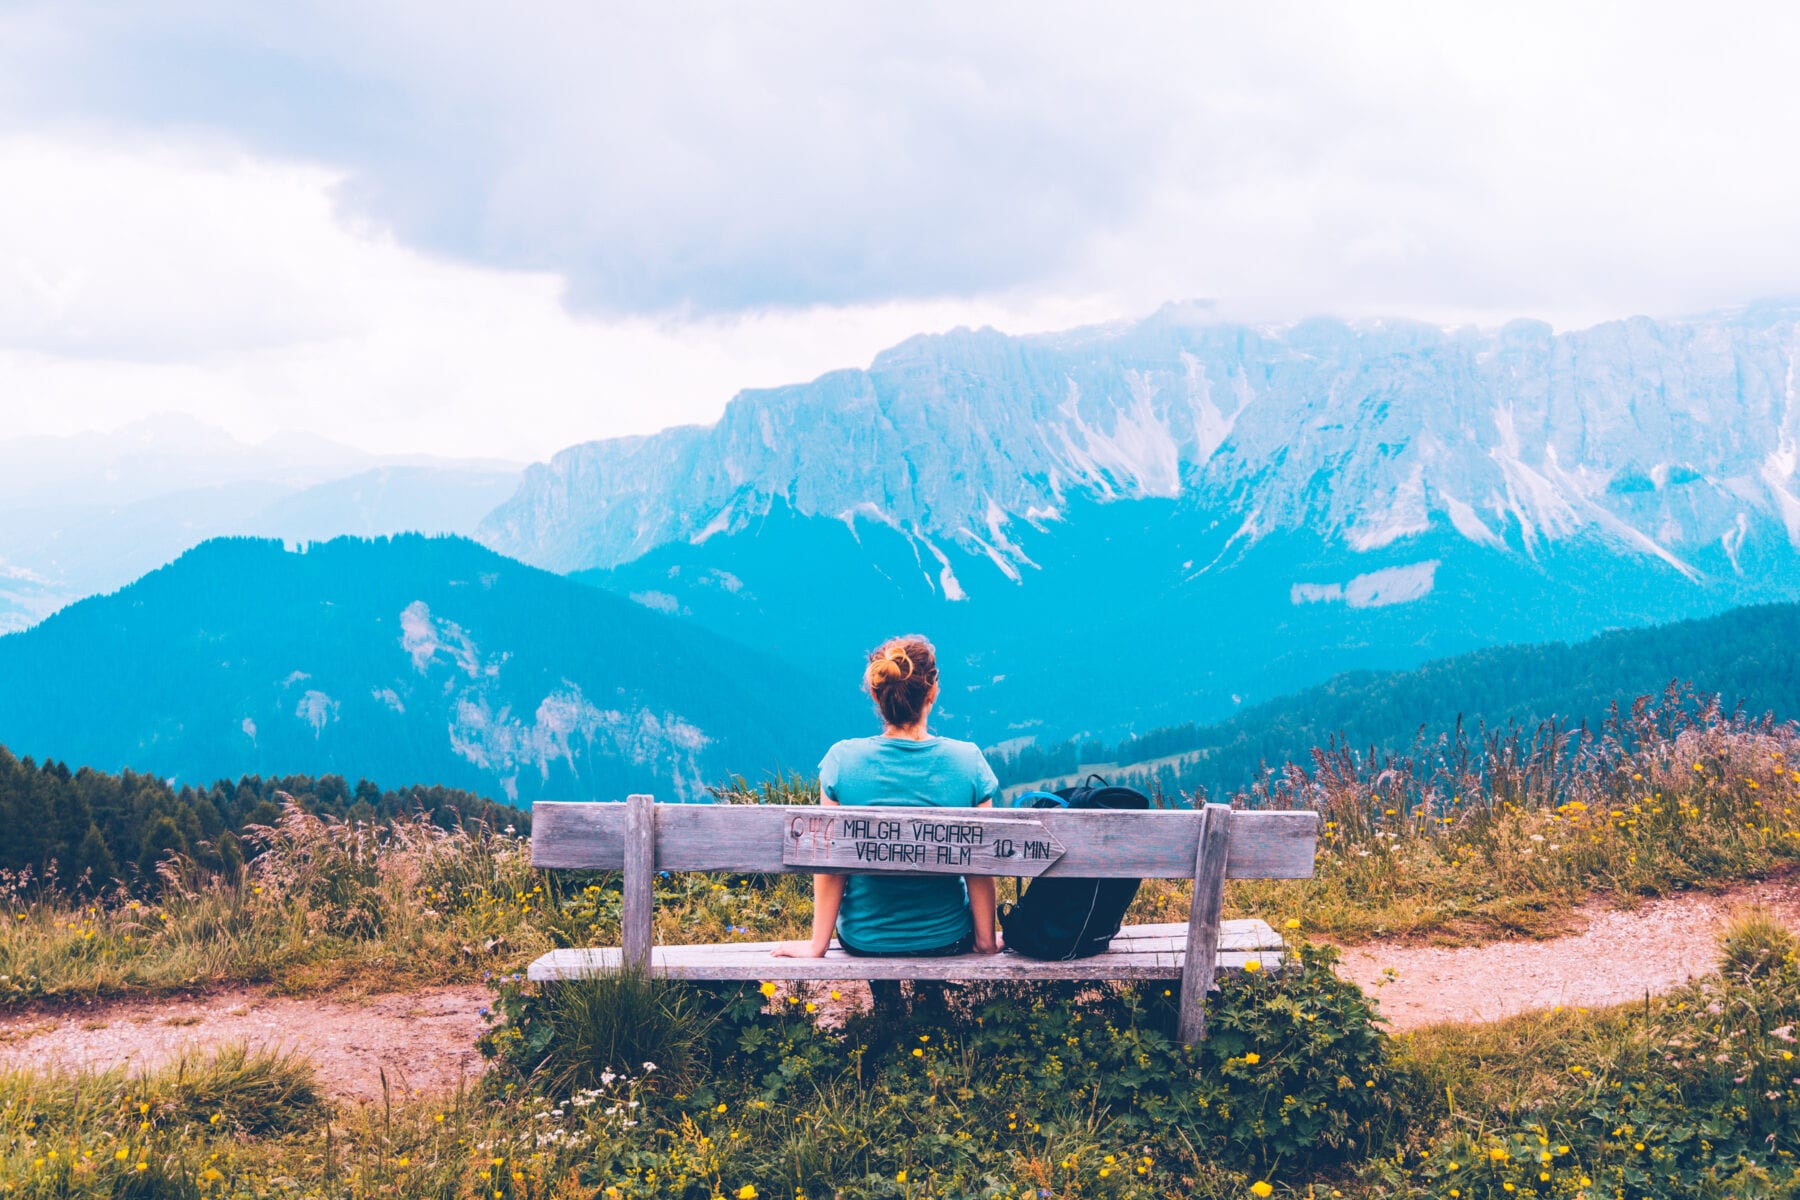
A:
530;797;1318;1047
531;800;1319;879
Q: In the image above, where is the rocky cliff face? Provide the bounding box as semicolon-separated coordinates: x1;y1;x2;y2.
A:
479;304;1800;745
482;304;1800;592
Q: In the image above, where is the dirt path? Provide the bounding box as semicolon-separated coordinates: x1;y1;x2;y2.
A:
1335;878;1800;1031
5;879;1798;1097
0;986;491;1105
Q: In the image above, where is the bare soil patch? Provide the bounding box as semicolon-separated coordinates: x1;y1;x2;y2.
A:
1335;877;1800;1031
0;985;491;1105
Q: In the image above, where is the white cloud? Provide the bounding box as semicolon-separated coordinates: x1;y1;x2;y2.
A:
7;2;1798;322
0;134;1111;459
4;3;1800;458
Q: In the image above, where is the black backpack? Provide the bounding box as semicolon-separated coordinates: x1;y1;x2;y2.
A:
999;775;1149;960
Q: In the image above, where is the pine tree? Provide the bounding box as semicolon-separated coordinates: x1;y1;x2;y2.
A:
69;823;118;892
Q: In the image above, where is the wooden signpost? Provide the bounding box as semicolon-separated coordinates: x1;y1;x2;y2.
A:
782;809;1066;875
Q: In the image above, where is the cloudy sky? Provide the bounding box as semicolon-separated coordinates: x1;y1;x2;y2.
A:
2;2;1798;460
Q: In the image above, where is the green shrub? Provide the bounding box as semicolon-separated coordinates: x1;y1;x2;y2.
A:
482;942;1391;1194
481;968;723;1097
161;1043;324;1136
1717;903;1798;983
1188;943;1394;1168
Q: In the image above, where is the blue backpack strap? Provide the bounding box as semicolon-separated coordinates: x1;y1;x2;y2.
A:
1012;789;1068;809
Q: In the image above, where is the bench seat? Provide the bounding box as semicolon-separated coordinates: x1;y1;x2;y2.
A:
530;798;1318;1043
528;919;1284;983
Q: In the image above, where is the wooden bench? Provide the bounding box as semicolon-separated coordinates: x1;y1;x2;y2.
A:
527;795;1319;1044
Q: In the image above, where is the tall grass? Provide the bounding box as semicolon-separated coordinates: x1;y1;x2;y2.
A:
1216;693;1800;941
490;969;721;1097
0;807;556;1005
4;693;1795;1007
0;1043;325;1197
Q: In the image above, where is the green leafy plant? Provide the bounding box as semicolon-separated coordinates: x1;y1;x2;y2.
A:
480;968;722;1097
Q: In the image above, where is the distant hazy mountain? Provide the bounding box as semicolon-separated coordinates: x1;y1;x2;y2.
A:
0;535;852;802
0;416;521;633
480;303;1800;745
996;601;1800;796
237;467;523;544
0;413;373;509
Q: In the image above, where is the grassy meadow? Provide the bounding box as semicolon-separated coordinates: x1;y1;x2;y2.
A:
1;697;1798;1197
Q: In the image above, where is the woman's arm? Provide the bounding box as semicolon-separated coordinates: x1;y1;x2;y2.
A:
966;874;999;953
967;797;1001;953
773;792;841;958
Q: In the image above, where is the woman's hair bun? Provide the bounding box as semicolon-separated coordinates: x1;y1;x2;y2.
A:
864;635;938;728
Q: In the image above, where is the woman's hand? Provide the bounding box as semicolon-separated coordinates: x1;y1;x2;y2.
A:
974;928;1004;955
771;940;827;958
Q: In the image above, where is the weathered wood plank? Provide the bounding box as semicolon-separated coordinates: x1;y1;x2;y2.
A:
580;919;1277;963
782;809;1066;875
527;943;1283;983
531;802;625;869
1106;920;1282;950
620;794;655;972
1177;803;1234;1045
532;802;1318;880
526;920;1286;982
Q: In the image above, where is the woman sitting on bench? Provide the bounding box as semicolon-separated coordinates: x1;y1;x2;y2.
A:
773;634;1002;974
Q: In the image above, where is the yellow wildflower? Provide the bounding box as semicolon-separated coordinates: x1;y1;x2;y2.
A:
1251;1182;1274;1198
759;982;777;998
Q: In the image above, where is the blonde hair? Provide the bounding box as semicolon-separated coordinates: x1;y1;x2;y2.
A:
864;635;938;728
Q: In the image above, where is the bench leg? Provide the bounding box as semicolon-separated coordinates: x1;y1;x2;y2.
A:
1176;803;1233;1047
622;793;656;973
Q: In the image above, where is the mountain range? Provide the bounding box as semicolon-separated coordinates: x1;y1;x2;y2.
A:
6;303;1800;789
0;535;853;801
481;303;1800;744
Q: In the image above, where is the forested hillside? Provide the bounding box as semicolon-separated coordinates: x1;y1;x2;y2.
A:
0;535;855;804
0;745;525;890
995;602;1800;796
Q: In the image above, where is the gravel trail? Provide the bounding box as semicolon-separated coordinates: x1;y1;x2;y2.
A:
5;878;1797;1096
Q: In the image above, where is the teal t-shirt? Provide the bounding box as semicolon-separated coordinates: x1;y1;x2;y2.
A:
818;735;1002;953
